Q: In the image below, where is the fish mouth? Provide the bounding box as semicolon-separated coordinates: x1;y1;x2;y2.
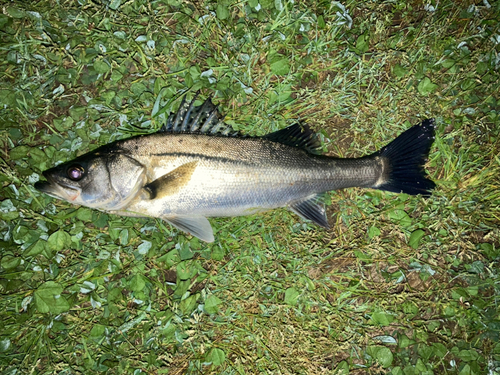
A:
35;174;81;202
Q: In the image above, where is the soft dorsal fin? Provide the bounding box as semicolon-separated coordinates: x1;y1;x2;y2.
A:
158;94;239;137
263;123;322;154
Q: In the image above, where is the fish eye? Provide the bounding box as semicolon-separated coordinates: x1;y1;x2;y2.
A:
67;165;85;181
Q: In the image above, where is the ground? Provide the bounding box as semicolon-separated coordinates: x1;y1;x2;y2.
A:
0;0;499;374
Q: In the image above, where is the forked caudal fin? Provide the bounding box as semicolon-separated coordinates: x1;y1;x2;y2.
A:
373;119;436;197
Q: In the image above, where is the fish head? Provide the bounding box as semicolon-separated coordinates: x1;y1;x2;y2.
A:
35;149;146;211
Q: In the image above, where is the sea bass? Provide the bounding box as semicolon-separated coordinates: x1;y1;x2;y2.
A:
35;94;436;242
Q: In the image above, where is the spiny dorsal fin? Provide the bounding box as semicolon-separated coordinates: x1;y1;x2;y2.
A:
263;123;323;154
159;94;239;137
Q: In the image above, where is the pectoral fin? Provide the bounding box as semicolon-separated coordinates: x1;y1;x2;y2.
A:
162;215;215;242
289;195;330;229
144;161;198;199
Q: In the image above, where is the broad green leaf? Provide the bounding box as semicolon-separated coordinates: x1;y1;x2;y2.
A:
131;82;147;95
398;334;415;348
6;7;25;18
211;246;225;261
34;281;70;314
0;89;16;107
393;64;408;77
1;255;20;269
47;230;71;251
466;285;478;296
415;359;427;372
205;295;222;314
102;91;116;105
427;320;440;331
480;242;497;259
284;287;300;306
9;145;30;160
317;15;326;29
107;288;122;303
371;311;394;326
444;306;456;316
216;4;229;20
458;349;478;362
336;361;349;374
417;343;433;360
0;338;10;352
94;60;110;74
0;14;12;29
157;249;179;267
76;208;93;221
24;240;46;257
130;274;146;292
458;364;471;375
178;243;194;260
460;78;475;90
441;59;455;68
373;335;397;344
110;70;123;82
207;348;226;366
375;347;393;368
179;294;197;315
388;209;411;227
137;240;152;255
89;324;106;339
354;250;371;261
93;212;109;228
12;225;29;243
53;117;73;132
493;342;500;354
368;226;380;239
432;342;447;359
109;0;121;10
0;210;19;221
119;229;129;245
417;77;438;95
177;261;195;280
9;127;22;140
409;229;425;249
174;280;190;299
476;61;488;74
28;148;46;169
355;33;370;53
270;58;290;76
260;0;274;9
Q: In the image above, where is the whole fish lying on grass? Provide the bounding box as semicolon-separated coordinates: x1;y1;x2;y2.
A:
35;94;436;242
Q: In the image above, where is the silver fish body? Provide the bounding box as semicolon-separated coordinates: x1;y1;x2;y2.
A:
35;95;436;242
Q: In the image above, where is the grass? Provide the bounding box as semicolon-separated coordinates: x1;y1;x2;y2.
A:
1;0;499;374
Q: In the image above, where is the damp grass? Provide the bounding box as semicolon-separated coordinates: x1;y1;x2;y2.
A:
1;0;499;374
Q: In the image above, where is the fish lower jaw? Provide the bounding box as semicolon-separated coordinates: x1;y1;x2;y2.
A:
35;182;81;203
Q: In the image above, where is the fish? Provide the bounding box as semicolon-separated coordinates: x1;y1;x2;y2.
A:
35;93;436;242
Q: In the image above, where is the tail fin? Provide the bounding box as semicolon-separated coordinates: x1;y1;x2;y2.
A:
374;119;436;197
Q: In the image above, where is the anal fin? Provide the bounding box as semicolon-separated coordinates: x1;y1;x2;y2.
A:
289;195;330;228
144;161;198;199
